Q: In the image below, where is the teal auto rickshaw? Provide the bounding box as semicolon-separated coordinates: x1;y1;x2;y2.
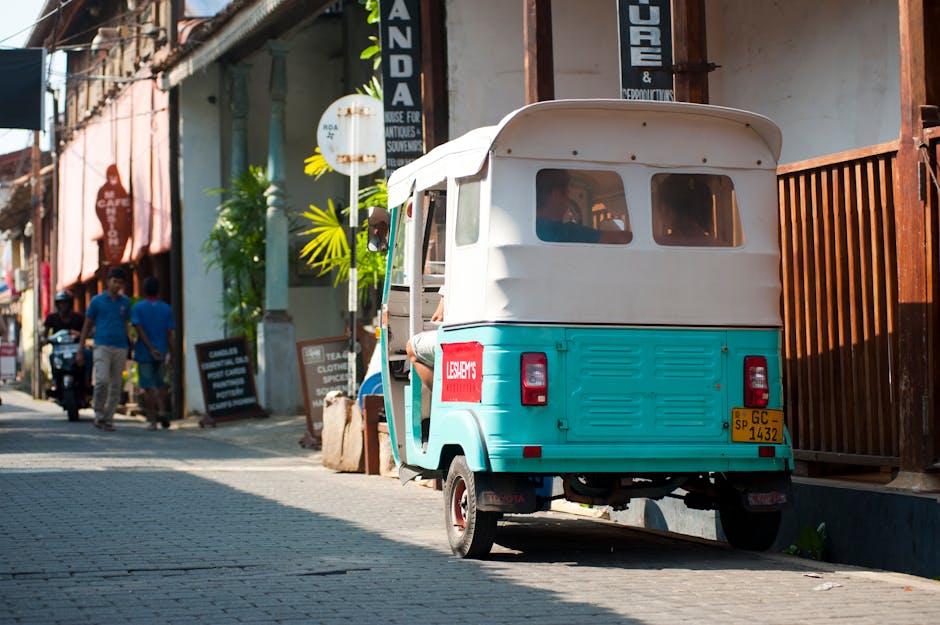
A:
379;99;792;558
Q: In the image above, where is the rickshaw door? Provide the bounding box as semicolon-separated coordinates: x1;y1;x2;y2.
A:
383;189;446;462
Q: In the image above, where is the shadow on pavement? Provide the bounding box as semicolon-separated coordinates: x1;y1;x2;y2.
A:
0;467;645;625
493;515;781;571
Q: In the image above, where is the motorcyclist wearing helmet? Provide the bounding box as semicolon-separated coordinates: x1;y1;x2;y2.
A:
43;290;92;404
43;290;85;343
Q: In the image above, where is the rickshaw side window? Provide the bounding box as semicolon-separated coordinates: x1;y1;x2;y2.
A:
455;180;480;246
424;191;447;276
535;168;632;244
388;205;408;284
651;173;743;247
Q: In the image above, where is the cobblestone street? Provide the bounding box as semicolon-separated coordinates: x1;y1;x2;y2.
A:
2;390;939;624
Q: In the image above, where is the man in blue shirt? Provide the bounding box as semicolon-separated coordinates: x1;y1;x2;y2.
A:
132;277;176;430
535;169;631;244
77;267;132;431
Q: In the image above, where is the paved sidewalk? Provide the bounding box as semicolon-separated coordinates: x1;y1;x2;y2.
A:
2;389;940;625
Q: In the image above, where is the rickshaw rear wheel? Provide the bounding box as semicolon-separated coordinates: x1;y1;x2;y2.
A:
444;455;498;558
718;494;781;551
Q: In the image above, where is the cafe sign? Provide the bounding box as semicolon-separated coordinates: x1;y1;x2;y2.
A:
95;164;132;265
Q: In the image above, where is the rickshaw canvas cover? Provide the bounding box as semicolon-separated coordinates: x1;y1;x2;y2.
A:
440;342;483;403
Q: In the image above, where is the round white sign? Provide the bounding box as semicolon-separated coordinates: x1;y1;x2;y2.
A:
317;94;386;176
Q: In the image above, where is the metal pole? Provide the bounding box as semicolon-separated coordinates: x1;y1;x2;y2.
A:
31;130;42;398
347;108;360;398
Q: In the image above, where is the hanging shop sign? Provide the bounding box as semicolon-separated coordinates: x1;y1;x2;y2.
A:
0;48;45;130
95;165;133;265
380;0;423;173
617;0;674;101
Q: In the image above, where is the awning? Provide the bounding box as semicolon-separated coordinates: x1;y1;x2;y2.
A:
56;77;171;290
161;0;294;90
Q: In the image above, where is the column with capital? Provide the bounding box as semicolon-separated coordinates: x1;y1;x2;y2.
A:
257;40;298;415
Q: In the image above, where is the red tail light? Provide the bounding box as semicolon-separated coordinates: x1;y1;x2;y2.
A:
521;352;547;405
744;355;769;408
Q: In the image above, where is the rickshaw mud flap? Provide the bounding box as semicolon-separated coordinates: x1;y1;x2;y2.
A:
474;474;539;513
398;464;442;484
723;471;793;512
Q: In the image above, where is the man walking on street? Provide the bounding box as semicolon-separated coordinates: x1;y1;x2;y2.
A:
76;267;132;431
132;277;175;430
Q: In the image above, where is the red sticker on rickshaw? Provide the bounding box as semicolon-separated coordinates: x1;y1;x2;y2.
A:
440;342;483;403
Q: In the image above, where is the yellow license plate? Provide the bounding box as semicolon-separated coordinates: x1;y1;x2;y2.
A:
731;408;784;444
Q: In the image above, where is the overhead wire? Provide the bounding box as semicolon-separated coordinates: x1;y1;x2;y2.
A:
0;0;79;47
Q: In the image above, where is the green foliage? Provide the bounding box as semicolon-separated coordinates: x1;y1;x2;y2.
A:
303;147;332;179
298;180;388;305
359;1;381;69
202;166;269;357
357;75;383;100
360;0;380;24
361;36;381;70
784;522;828;561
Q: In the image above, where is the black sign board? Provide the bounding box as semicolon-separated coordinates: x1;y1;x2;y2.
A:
195;337;266;426
380;0;423;173
0;49;45;130
617;0;674;102
296;336;349;438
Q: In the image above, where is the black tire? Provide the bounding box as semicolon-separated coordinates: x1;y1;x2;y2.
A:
444;455;498;558
719;494;782;551
63;388;79;422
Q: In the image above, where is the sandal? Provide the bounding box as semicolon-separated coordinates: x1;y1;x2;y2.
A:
95;421;116;431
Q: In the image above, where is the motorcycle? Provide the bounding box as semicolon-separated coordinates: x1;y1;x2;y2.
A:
47;329;91;422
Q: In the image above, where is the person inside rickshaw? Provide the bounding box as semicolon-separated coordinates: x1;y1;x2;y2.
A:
404;191;447;391
405;295;443;390
536;169;632;244
652;173;741;247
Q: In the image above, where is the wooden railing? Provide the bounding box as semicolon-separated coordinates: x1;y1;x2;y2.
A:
777;142;902;468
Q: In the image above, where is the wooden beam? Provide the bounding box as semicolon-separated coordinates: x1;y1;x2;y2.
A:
421;0;449;150
523;0;554;104
890;0;938;487
671;0;709;103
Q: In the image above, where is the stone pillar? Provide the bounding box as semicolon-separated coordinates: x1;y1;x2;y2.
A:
229;63;250;181
257;40;298;416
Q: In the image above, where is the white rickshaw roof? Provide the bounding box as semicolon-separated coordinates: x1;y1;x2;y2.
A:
387;99;782;207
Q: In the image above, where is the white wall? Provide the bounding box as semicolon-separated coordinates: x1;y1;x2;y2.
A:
706;0;899;164
179;64;224;415
446;0;900;166
446;0;620;137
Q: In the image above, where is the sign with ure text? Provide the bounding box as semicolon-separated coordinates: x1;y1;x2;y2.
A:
617;0;674;101
380;0;423;173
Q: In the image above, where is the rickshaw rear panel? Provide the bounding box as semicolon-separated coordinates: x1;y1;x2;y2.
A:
413;323;788;475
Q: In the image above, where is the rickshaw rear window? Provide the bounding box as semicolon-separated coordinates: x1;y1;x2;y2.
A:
455;180;480;246
535;169;632;244
651;173;743;247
